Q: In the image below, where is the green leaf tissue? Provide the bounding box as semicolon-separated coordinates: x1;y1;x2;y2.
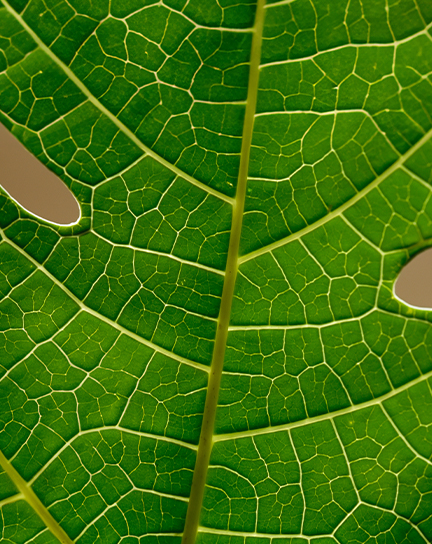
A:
1;0;432;542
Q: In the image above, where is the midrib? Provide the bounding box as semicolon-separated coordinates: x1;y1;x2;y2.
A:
180;2;266;543
0;1;267;542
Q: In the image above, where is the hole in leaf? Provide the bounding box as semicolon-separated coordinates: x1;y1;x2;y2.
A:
394;248;432;309
0;122;80;225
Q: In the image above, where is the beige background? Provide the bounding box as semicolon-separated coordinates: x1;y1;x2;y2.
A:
0;123;79;225
1;122;431;308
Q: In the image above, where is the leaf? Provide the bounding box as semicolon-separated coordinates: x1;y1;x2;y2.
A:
1;0;432;543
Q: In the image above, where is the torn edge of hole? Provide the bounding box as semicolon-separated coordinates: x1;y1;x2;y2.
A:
0;182;82;227
393;248;432;311
0;122;82;226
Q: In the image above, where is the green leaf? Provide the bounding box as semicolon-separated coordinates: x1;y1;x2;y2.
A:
1;0;432;543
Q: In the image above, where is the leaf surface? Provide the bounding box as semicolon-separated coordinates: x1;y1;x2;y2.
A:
1;0;432;543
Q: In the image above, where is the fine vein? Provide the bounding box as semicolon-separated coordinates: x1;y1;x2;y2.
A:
180;2;266;543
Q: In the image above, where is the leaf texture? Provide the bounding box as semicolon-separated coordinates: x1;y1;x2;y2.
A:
1;0;432;543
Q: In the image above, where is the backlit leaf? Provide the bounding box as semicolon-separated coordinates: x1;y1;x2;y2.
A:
1;1;432;543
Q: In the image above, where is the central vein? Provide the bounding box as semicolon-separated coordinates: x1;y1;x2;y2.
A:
180;2;266;543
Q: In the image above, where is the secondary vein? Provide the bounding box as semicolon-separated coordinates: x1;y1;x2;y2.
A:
212;367;432;444
180;2;266;543
1;1;234;206
1;231;210;373
0;450;74;544
239;125;432;264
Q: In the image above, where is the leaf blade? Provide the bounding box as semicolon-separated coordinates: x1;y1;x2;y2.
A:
1;0;432;542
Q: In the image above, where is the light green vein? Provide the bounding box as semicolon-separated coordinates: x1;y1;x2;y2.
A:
2;0;234;206
180;2;266;543
0;494;24;508
259;24;432;66
0;450;74;544
240;125;432;264
198;528;307;539
1;231;210;373
89;233;226;277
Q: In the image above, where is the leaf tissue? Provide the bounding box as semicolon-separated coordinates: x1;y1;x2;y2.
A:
1;0;432;543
